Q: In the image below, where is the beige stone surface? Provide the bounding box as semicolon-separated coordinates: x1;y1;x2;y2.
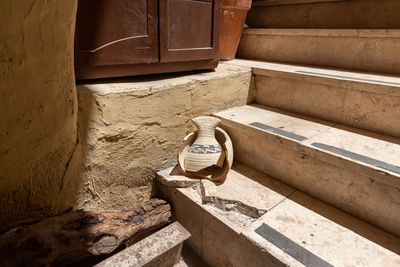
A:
156;163;295;219
0;0;81;228
216;105;400;236
157;167;290;267
76;63;252;210
156;166;201;188
248;0;400;29
237;28;400;75
157;184;204;256
95;222;190;267
201;163;295;218
226;59;400;138
158;162;400;267
245;191;400;267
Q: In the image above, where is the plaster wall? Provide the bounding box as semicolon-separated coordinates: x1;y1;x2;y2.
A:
0;0;81;229
0;0;252;229
76;64;252;210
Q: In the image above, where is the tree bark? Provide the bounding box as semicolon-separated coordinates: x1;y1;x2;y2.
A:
0;198;171;266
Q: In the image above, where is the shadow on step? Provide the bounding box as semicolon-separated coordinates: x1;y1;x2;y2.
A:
251;104;400;145
233;165;400;255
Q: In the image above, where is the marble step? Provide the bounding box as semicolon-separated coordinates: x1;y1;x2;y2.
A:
156;163;400;267
237;28;400;75
215;104;400;236
226;59;400;139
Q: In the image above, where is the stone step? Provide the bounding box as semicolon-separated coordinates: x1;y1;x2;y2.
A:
156;163;400;267
215;104;400;236
237;28;400;75
247;0;400;29
225;59;400;139
95;222;191;267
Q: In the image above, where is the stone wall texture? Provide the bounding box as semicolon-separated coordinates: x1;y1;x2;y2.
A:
0;0;81;229
0;0;252;229
76;64;252;210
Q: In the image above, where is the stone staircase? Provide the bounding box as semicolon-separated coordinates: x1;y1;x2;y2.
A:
156;1;400;266
157;162;400;266
227;59;400;137
216;100;400;236
237;29;400;75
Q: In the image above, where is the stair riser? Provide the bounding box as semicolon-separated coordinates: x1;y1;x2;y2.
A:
247;0;400;29
254;73;400;138
218;119;400;236
95;222;190;267
238;30;400;75
157;183;284;267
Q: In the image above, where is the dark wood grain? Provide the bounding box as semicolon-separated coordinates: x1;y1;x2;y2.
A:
75;0;158;66
0;199;171;266
75;0;221;79
159;0;221;62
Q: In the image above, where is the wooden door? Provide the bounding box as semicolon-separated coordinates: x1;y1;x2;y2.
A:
75;0;158;66
159;0;221;62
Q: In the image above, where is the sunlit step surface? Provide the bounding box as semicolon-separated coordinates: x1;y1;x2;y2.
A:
215;104;400;236
157;163;400;267
237;28;400;75
226;58;400;138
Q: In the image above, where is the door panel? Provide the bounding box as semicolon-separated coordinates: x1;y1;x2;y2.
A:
75;0;158;66
159;0;221;62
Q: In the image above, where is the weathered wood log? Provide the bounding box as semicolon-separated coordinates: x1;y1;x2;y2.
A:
0;198;171;267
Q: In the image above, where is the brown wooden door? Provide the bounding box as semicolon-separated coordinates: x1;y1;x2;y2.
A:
75;0;158;66
159;0;221;62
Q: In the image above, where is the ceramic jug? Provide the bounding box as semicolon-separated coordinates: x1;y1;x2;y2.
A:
184;116;225;172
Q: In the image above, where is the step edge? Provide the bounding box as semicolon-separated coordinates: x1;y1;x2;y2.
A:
76;63;252;95
95;221;190;267
226;59;400;96
215;109;400;188
173;186;300;266
253;67;400;96
242;28;400;38
158;167;400;267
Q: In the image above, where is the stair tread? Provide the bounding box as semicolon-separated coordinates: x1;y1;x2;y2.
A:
226;58;400;139
157;164;295;221
158;163;400;266
215;104;400;186
226;59;400;94
243;28;400;38
244;189;400;267
237;29;400;75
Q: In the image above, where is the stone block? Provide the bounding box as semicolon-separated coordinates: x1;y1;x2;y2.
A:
76;63;252;211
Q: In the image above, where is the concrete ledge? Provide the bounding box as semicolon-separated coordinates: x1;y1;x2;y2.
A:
76;63;252;211
156;166;201;188
95;222;190;267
